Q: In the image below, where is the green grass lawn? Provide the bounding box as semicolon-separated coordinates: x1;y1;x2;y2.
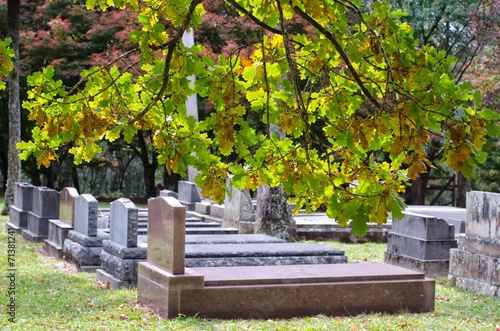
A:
1;199;499;330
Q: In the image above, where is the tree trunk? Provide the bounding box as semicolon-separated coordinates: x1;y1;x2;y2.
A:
135;131;158;198
456;171;470;208
255;184;296;242
1;0;21;215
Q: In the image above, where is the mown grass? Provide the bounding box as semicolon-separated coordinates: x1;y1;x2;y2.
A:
1;198;499;330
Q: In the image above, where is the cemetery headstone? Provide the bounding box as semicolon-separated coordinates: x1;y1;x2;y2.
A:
44;187;79;259
449;191;500;298
178;181;202;211
22;186;60;242
96;198;147;289
63;194;109;271
6;182;35;233
223;185;256;234
385;212;458;277
138;196;205;317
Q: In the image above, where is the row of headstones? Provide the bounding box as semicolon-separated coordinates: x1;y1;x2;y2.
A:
385;191;500;298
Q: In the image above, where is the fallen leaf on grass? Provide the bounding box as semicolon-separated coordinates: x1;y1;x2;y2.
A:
436;296;450;301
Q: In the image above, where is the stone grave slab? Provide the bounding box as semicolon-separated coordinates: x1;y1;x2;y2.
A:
295;213;391;243
6;182;35;233
22;186;60;242
138;196;435;320
184;242;347;267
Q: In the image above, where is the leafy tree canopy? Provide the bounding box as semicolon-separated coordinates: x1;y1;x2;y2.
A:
0;37;13;90
18;0;499;235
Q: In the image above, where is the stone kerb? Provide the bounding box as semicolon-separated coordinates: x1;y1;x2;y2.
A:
6;182;35;233
223;185;256;234
97;198;146;289
385;212;458;277
63;194;108;271
22;186;60;242
449;191;500;298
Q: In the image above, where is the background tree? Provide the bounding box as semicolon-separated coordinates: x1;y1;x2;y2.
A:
1;0;21;215
18;0;497;235
391;0;500;206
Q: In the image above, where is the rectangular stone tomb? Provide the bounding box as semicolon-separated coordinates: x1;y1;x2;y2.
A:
138;196;435;320
385;212;457;277
138;262;435;319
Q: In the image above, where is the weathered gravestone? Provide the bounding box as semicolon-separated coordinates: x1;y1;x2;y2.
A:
222;185;256;234
449;191;500;298
96;198;147;289
177;181;202;211
44;187;79;259
5;182;35;234
138;196;435;320
385;212;458;277
22;186;60;242
63;194;109;271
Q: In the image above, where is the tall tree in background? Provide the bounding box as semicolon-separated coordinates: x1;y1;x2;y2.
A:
1;0;20;215
18;0;496;235
391;0;500;206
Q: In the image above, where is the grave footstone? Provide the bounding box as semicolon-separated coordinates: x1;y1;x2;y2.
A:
63;194;109;271
22;186;60;242
385;212;458;277
449;191;500;298
44;187;79;259
6;182;35;234
96;198;146;289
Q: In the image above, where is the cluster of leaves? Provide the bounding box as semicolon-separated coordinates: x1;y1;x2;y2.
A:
0;37;13;90
18;0;498;235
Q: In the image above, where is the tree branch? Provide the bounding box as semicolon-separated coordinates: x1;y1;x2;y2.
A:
134;0;203;123
293;6;383;110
